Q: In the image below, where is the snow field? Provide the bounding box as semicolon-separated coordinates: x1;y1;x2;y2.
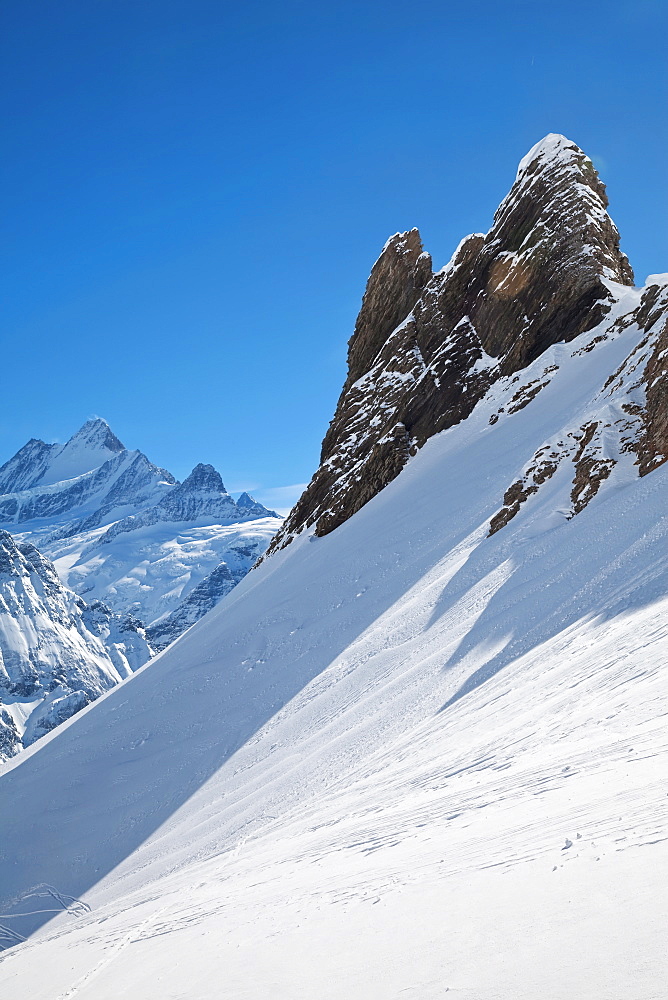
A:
0;308;666;996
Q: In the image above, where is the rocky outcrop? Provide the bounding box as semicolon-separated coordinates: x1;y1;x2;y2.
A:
267;134;636;553
635;282;668;476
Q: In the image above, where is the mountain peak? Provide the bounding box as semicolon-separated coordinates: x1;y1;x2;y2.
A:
0;419;127;496
68;418;125;454
179;464;226;494
236;491;256;507
492;133;634;296
515;132;581;179
266;135;641;552
344;228;432;390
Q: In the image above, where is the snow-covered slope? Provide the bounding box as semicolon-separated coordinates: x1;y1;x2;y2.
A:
0;270;666;996
0;530;151;759
0;426;282;642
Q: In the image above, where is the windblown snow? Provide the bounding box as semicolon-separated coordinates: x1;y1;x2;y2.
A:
0;295;666;997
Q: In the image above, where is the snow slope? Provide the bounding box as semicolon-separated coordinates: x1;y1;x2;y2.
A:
0;307;666;997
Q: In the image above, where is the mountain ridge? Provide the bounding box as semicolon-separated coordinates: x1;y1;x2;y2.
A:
0;422;283;752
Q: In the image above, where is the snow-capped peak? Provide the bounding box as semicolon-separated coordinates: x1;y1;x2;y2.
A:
37;419;125;487
515;132;580;179
178;463;227;494
0;418;128;497
66;418;124;453
236;491;258;508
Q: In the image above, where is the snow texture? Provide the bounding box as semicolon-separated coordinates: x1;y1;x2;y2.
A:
0;530;151;758
0;297;666;996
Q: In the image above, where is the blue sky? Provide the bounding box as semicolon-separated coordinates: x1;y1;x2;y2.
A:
1;0;666;510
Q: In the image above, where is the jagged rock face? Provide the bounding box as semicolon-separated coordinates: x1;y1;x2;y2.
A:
0;530;152;759
635;282;668;476
98;465;277;542
344;228;433;387
0;439;60;495
268;134;638;551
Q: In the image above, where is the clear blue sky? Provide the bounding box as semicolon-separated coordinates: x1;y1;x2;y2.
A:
1;0;666;510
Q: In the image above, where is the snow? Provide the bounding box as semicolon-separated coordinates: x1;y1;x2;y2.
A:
0;531;151;755
0;427;282;635
515;133;580;180
0;303;666;995
27;418;125;489
47;516;282;626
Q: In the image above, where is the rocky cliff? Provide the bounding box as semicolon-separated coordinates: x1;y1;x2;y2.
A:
268;134;665;554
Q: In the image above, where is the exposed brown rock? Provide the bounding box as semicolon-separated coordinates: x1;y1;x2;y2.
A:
488;447;561;535
570;422;616;514
636;285;668;476
344;229;432;389
489;479;539;535
266;135;638;556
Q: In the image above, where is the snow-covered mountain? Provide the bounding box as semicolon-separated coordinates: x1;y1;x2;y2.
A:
0;135;666;997
0;418;126;495
0;422;282;751
0;530;151;759
0;423;282;643
0;418;175;528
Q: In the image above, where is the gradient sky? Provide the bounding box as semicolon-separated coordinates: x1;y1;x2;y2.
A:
1;0;666;511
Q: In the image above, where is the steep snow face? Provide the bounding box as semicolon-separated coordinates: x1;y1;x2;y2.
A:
0;531;151;760
0;303;666;996
0;427;282;642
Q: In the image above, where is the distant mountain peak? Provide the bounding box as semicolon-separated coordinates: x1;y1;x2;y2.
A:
68;418;125;455
179;463;227;494
236;491;257;507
